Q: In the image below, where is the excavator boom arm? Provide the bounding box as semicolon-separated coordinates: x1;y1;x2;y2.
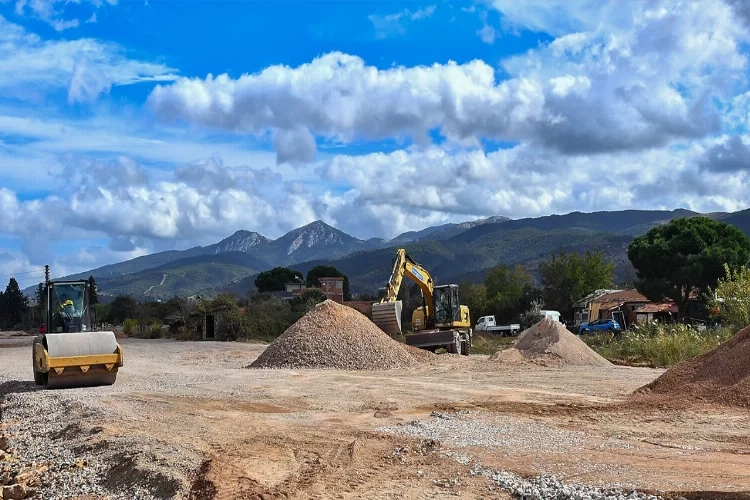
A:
372;249;433;336
380;248;433;305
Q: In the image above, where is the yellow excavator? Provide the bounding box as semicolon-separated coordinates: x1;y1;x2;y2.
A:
32;270;123;389
371;248;472;355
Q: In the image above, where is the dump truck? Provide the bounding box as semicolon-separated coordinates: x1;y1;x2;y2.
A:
32;272;123;389
371;249;472;355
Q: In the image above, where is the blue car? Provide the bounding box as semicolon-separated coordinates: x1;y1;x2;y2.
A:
578;319;621;334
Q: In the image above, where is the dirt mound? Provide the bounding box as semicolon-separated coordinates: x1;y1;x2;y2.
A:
489;318;611;367
248;300;430;370
631;326;750;408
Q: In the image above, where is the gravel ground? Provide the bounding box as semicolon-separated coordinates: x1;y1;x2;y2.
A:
379;410;667;500
1;336;746;498
0;338;202;499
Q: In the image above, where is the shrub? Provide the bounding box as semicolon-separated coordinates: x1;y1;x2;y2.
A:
123;318;138;336
150;321;162;339
583;321;735;367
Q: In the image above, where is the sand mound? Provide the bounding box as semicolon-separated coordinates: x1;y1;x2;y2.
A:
489;318;611;367
249;300;431;370
631;326;750;408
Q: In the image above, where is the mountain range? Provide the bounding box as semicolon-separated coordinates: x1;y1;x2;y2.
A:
27;208;750;301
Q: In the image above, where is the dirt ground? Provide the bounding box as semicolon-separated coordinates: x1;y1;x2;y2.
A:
2;335;750;499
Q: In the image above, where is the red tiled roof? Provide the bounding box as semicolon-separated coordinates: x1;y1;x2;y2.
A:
636;302;678;314
597;301;623;310
593;289;649;304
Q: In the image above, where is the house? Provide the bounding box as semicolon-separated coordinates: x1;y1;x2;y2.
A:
572;289;651;329
572;289;622;326
318;276;345;303
634;302;678;323
281;276;345;303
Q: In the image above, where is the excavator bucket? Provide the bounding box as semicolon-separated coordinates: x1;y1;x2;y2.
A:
372;301;403;336
33;331;123;389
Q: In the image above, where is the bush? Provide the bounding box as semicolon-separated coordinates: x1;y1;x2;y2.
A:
216;309;250;341
583;321;735;367
150;321;162;339
123;318;138;336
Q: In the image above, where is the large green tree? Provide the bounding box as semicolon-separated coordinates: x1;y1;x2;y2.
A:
254;267;304;293
539;248;616;318
484;264;535;323
305;265;351;301
2;277;29;327
628;216;750;317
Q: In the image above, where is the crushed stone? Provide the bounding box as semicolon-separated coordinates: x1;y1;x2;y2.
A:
631;325;750;408
490;318;612;367
248;300;433;370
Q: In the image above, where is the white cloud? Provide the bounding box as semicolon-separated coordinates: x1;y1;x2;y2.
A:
0;16;178;103
314;140;750;240
147;0;749;158
368;5;436;39
13;0;116;31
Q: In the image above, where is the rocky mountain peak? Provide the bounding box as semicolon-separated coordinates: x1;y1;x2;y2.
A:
212;230;269;254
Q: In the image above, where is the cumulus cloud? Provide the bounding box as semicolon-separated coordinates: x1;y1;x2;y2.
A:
0;16;178;103
273;127;317;165
314;142;750;239
698;135;750;173
0;155;320;271
147;0;748;158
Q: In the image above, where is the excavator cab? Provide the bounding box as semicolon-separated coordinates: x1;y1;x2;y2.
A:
32;278;123;389
433;285;461;326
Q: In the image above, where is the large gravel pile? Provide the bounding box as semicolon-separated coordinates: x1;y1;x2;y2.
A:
490;318;611;367
632;325;750;407
249;300;430;370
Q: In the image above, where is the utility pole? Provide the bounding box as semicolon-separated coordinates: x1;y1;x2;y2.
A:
44;265;50;286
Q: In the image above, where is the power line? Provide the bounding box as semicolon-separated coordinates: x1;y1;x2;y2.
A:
0;268;46;278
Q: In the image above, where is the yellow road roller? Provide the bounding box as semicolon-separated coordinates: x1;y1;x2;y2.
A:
32;276;123;389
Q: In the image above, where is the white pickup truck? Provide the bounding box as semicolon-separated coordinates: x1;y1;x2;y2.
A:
474;315;520;336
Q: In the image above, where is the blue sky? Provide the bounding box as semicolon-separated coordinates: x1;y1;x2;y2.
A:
1;0;750;287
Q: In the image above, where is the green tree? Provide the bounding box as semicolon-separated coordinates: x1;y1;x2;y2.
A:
254;267;304;293
484;264;534;323
305;265;351;301
539;248;616;319
628;217;750;318
2;277;29;327
88;276;99;305
707;263;750;328
458;281;490;322
107;295;138;324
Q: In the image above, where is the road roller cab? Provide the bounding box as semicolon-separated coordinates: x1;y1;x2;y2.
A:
32;278;123;389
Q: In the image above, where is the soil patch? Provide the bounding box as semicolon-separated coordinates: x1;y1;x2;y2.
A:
631;325;750;408
248;300;431;370
489;318;611;367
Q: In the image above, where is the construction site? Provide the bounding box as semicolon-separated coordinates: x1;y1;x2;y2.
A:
1;294;750;499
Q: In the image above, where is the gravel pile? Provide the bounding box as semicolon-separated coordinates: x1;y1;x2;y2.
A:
490;318;611;367
249;299;431;370
631;325;750;407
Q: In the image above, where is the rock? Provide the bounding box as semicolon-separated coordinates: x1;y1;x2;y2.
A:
0;437;7;452
2;483;26;500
